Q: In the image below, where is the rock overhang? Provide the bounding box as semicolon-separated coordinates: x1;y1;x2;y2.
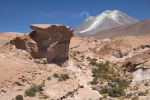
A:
10;24;74;65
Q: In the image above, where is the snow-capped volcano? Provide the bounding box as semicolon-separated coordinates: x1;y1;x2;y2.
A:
75;10;139;35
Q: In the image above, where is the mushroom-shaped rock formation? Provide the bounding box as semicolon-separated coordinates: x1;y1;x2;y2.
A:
11;24;73;65
29;24;73;63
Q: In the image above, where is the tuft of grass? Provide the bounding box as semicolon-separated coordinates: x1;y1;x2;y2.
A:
47;76;51;81
25;88;36;97
89;58;97;66
58;74;70;81
53;73;59;78
16;95;23;100
39;92;49;99
90;78;98;85
91;62;109;82
53;73;70;81
25;84;44;97
100;79;130;97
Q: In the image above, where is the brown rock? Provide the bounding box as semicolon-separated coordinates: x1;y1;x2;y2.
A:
29;24;73;64
10;24;73;65
10;35;38;57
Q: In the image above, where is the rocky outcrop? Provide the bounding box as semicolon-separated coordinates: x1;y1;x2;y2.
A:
29;24;73;63
0;32;23;47
10;24;73;64
10;35;38;57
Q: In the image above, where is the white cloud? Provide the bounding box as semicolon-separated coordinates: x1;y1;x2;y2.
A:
35;11;90;19
80;11;90;18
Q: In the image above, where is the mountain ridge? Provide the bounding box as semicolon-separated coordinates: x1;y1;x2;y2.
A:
75;10;138;35
92;18;150;38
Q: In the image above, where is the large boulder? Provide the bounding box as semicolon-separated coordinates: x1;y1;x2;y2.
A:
10;24;73;64
10;35;38;57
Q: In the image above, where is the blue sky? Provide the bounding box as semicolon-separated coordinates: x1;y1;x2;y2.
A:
0;0;150;32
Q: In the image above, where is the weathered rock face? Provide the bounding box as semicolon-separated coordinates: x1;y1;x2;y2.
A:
10;35;38;57
10;24;73;64
29;24;73;63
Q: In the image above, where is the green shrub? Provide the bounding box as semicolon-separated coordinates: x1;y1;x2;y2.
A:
100;79;130;97
47;76;51;81
58;74;70;81
16;95;23;100
138;92;146;96
89;58;97;66
91;62;108;81
90;78;98;85
90;61;130;97
39;92;49;99
28;84;44;92
108;87;124;97
53;73;59;78
100;86;108;94
81;55;84;60
113;78;130;90
25;88;36;97
100;86;123;97
25;84;44;97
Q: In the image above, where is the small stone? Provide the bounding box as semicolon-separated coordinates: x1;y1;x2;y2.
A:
14;81;24;86
1;90;6;93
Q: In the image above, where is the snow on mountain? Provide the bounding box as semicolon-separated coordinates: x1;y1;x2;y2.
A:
75;10;139;35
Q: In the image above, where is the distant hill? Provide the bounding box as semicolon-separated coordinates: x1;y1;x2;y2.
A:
75;10;138;36
92;19;150;39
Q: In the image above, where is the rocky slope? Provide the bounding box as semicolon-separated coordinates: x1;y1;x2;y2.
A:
0;25;101;100
70;35;150;99
0;26;150;100
92;19;150;39
10;24;73;65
